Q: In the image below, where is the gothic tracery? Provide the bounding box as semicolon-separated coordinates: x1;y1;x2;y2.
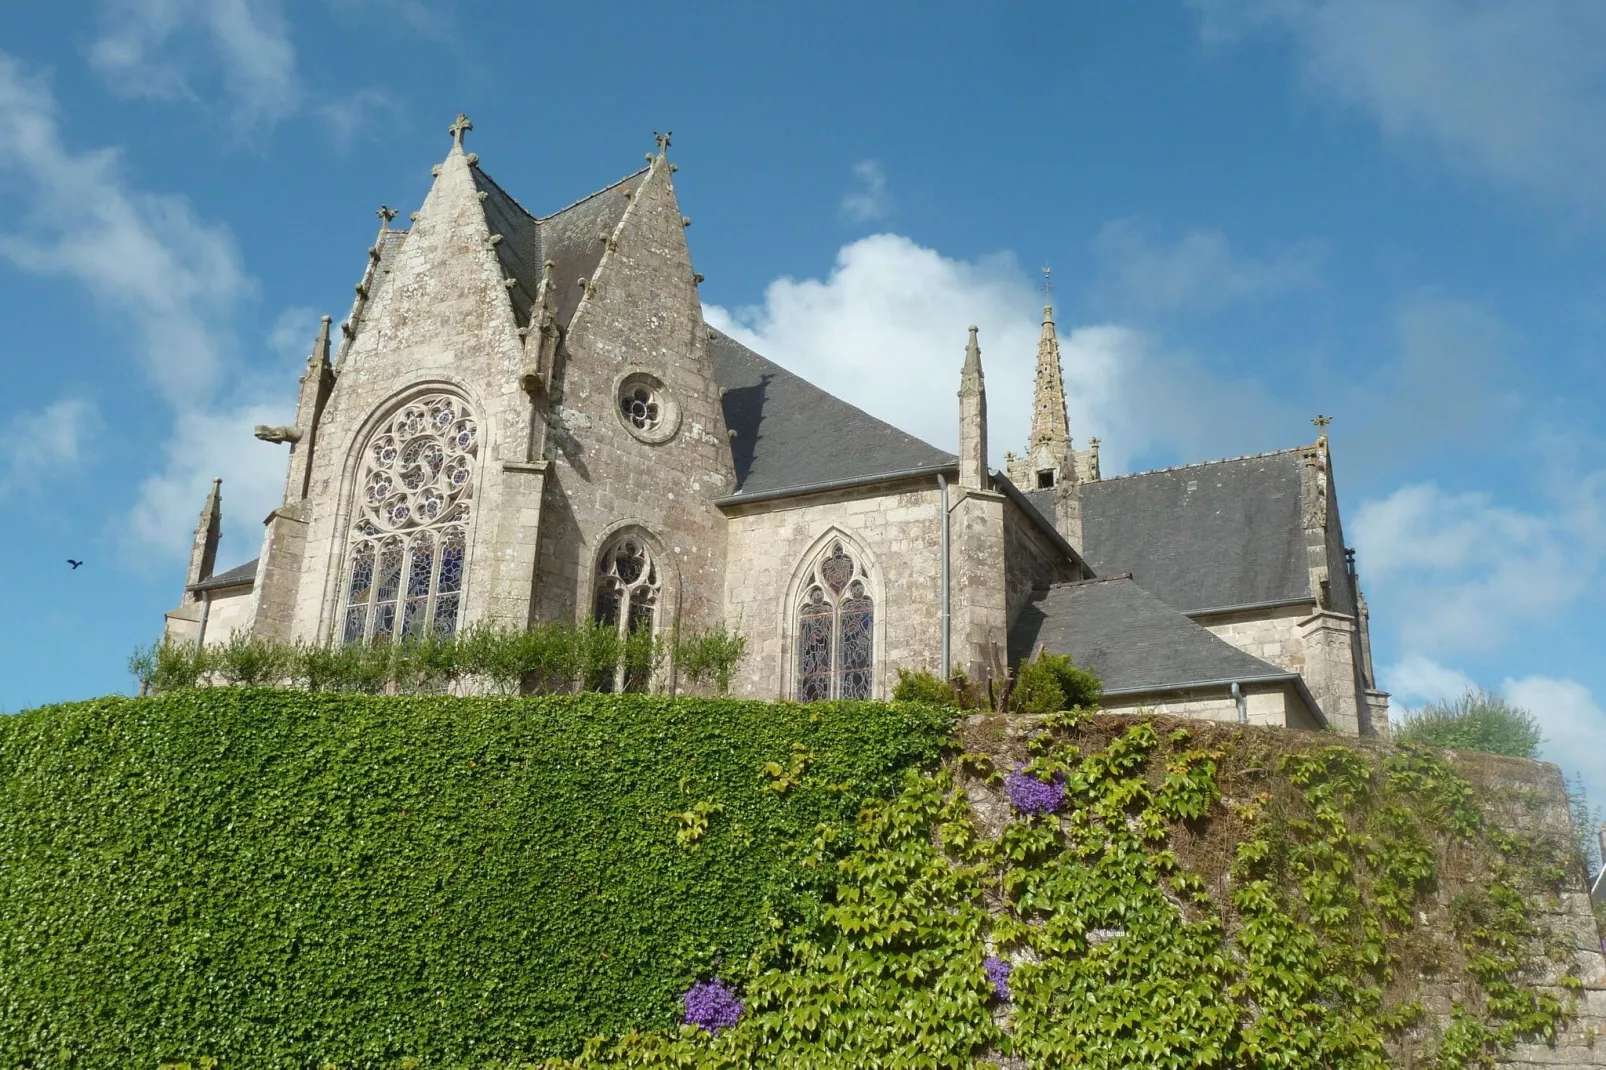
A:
341;394;477;643
795;540;874;701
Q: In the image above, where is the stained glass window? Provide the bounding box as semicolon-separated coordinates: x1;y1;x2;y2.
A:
593;534;661;693
341;394;478;643
794;540;875;701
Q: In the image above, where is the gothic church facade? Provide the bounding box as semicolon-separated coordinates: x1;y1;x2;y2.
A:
165;121;1388;737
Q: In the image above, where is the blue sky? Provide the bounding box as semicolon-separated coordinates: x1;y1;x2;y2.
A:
0;1;1601;804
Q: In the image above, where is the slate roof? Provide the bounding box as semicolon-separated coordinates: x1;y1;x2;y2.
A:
1070;450;1312;614
709;327;956;498
189;558;259;592
470;164;648;329
1008;575;1295;695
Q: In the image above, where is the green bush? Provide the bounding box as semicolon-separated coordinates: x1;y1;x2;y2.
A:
0;691;952;1067
891;667;954;705
211;630;292;686
1012;650;1103;713
1396;688;1543;758
675;626;749;696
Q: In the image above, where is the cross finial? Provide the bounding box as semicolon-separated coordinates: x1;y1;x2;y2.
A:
653;130;672;156
449;113;473;150
377;204;397;227
1312;414;1332;443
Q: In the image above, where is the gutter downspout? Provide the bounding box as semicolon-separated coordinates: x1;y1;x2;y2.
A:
196;589;213;648
1231;681;1247;725
937;474;950;678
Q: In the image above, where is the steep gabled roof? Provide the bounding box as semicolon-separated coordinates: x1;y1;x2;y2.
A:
1008;575;1296;695
708;328;955;499
469;164;649;329
1076;450;1313;614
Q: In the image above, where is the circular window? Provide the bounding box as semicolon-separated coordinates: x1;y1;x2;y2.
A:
614;371;680;444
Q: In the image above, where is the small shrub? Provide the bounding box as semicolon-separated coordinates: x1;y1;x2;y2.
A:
292;641;344;692
149;638;209;693
127;643;157;695
390;630;463;694
212;632;291;687
1012;651;1101;713
676;625;749;696
578;619;624;692
1397;688;1543;758
893;667;955;705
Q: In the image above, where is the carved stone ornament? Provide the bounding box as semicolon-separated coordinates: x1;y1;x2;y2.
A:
254;425;303;444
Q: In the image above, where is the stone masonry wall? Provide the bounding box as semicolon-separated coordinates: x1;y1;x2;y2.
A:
285;142;539;643
1197;603;1312;676
1002;496;1080;637
1099;681;1316;730
531;156;734;643
722;480;946;701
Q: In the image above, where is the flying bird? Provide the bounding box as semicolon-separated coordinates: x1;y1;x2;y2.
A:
67;559;82;570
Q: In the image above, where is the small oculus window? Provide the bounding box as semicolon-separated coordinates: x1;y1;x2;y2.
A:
614;371;680;444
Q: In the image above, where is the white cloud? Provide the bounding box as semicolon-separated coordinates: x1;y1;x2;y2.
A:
267;304;319;365
704;233;1295;478
1353;482;1593;654
1090;218;1322;314
89;0;300;128
0;55;248;405
1503;674;1606;810
317;87;398;146
0;397;100;497
0;53;288;565
1380;653;1476;706
1191;0;1606;214
126;402;290;563
840;160;892;222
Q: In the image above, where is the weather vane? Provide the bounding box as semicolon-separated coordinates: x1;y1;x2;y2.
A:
1042;265;1052;300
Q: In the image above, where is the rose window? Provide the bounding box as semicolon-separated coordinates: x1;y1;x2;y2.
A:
342;394;477;644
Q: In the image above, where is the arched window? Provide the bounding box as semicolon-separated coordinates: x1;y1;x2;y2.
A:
341;393;477;643
795;539;874;701
593;533;661;692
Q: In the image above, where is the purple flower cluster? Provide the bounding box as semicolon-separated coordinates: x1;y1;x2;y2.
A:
983;955;1013;1001
1004;764;1066;816
682;977;744;1035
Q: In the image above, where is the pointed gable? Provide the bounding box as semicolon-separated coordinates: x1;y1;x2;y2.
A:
469;163;648;330
709;328;955;498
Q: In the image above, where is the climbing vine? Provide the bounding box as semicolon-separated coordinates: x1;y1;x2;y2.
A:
532;715;1584;1070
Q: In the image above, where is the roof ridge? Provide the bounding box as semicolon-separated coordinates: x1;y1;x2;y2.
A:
537;166;651;223
1038;573;1134;591
1094;445;1314;483
468;163;538;222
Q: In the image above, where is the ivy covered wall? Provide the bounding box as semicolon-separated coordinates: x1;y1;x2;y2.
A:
1;693;1601;1068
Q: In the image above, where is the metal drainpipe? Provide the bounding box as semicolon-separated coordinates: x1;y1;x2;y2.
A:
196;589;213;648
937;474;950;677
1232;680;1247;724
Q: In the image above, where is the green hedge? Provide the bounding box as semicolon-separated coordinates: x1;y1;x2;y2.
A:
0;691;953;1068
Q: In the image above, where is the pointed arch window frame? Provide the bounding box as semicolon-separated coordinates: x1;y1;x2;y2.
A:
590;527;671;693
788;533;880;702
336;390;480;646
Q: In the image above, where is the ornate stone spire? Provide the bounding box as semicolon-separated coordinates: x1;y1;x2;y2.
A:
186;478;222;591
1012;290;1074;489
958;325;989;490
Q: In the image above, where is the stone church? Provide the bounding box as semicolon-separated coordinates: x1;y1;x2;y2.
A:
165;118;1388;737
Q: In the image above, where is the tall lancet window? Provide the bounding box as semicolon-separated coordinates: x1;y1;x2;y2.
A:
342;394;477;643
594;533;661;692
795;540;875;701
